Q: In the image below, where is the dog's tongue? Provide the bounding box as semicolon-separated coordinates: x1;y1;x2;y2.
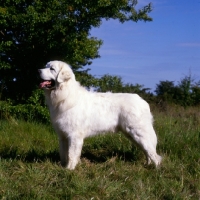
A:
39;81;51;88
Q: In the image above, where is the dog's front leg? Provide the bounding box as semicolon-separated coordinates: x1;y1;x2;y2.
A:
67;136;84;170
59;135;69;167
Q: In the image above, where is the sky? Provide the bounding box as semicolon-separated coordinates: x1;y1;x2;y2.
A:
88;0;200;92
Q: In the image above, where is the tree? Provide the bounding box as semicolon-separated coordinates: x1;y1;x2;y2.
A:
176;74;196;106
0;0;153;102
94;75;152;102
155;80;176;102
97;74;123;92
191;81;200;106
155;75;200;107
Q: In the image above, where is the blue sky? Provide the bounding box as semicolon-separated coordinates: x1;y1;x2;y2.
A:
89;0;200;92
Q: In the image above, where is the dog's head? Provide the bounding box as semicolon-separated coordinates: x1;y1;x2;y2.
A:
38;61;75;90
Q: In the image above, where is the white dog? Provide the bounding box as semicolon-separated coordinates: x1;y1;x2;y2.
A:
38;61;162;170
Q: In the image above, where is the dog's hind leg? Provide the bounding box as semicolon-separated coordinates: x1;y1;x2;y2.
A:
125;126;162;167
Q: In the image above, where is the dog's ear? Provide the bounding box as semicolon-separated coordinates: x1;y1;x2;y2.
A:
57;68;71;83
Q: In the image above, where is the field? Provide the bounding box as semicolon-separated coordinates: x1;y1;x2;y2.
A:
0;105;199;199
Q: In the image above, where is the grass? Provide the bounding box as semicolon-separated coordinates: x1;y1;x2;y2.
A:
0;105;200;199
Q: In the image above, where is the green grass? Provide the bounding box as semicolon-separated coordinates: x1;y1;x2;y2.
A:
0;106;200;199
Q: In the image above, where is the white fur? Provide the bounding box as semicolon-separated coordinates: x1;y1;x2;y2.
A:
39;61;162;170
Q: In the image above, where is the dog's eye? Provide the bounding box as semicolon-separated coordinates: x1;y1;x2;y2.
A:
50;67;55;71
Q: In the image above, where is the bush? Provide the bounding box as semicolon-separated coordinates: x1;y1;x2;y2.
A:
155;75;200;107
0;89;49;123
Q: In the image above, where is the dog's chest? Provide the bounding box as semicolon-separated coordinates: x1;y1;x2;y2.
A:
50;109;80;133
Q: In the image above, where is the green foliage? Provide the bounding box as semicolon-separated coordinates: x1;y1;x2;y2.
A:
155;80;176;101
0;106;199;199
155;75;200;107
77;73;151;95
191;82;200;105
0;74;153;123
95;74;154;102
2;72;200;124
97;74;124;92
0;89;49;123
0;0;152;102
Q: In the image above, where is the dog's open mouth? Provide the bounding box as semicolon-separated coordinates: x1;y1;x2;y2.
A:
39;80;55;89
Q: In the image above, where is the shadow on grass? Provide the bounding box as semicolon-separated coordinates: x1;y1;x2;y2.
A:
0;146;139;164
0;147;60;163
82;150;139;163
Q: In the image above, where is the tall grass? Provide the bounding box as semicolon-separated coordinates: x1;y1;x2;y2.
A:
0;105;199;199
